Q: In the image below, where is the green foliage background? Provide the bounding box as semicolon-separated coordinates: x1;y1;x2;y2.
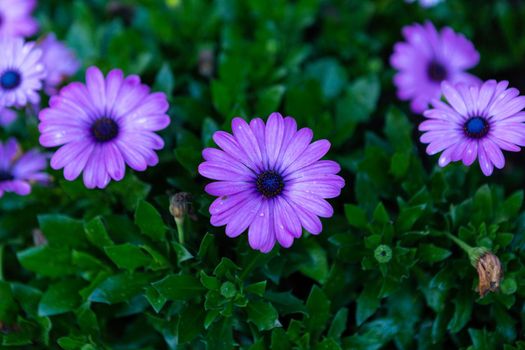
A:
1;0;525;349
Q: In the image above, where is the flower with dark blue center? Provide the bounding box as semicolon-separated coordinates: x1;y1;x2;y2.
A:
39;66;170;189
0;37;46;107
391;21;480;113
420;80;525;176
199;113;345;253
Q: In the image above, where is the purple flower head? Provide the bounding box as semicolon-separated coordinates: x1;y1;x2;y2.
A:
0;107;16;126
39;33;81;94
38;67;170;189
0;138;50;197
0;0;38;38
420;80;525;176
390;21;480;113
198;113;345;253
0;37;46;107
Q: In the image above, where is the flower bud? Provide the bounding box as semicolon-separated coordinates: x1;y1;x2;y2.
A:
475;251;503;297
374;244;392;263
169;192;196;224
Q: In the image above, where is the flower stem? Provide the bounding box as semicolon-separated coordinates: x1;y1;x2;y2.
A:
175;218;185;244
442;231;472;253
441;231;487;267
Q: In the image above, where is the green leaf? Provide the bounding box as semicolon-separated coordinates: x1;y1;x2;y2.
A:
135;200;166;241
211;80;233;117
384;107;413;151
356;280;380;326
306;58;348;99
328;307;348;339
0;281;17;322
200;271;221;290
141;245;169;270
206;317;233;350
109;174;151;211
17;246;74;277
305;285;331;337
501;190;524;218
153;62;175;96
245;281;266;297
271;328;291;350
501;277;517;295
390;152;410;178
333;75;380;146
72;250;108;272
38;215;86;248
175;145;202;177
178;304;205;343
256;85;286;115
172;241;193;263
38;280;84;316
315;338;342;350
297;239;329;283
104;243;152;271
448;288;472;333
202;117;219;146
84;217;113;249
246;301;281;331
344;204;368;229
89;273;151;304
144;286;167;313
396;204;426;232
418;244;452;263
266;291;307;316
152;274;205;301
473;185;493;223
373;202;390;224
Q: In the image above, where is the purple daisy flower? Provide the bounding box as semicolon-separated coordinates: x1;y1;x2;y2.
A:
198;113;345;253
0;108;16;126
0;138;50;197
0;37;46;107
0;0;38;38
39;33;81;94
38;66;170;189
419;80;525;176
390;21;480;113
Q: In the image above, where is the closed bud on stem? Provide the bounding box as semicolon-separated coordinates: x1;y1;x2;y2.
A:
169;192;196;244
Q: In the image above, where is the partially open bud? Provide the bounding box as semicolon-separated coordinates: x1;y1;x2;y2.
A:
169;192;196;224
169;192;196;244
475;251;503;297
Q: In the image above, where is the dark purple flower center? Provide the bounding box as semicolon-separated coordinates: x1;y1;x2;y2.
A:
0;169;14;182
256;170;284;198
427;60;448;82
0;70;21;91
90;117;119;142
464;116;489;139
